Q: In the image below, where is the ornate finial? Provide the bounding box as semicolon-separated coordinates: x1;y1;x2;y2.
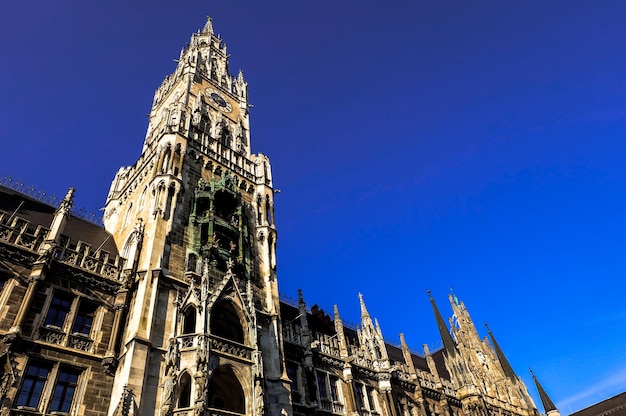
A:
358;293;370;318
449;287;460;306
202;16;214;35
484;322;491;332
58;187;75;213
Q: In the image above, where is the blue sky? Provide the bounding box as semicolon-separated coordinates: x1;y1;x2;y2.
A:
2;1;626;413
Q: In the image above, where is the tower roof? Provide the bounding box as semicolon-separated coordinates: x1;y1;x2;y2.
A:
428;290;457;357
531;369;558;413
202;16;214;35
486;323;517;381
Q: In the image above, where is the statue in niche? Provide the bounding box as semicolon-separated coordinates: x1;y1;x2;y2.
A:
210;112;222;139
204;52;212;76
191;95;203;127
161;366;177;411
211;233;219;248
233;122;245;152
252;351;264;378
165;338;179;369
255;380;264;416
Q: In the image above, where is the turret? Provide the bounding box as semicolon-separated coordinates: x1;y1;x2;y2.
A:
357;293;389;365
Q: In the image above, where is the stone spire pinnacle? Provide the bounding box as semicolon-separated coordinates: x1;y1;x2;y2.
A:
333;305;349;357
202;16;214;35
58;187;75;214
428;290;457;357
530;369;559;415
485;323;516;381
358;292;370;319
44;187;75;248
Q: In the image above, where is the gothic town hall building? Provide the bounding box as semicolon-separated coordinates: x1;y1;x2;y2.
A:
0;18;558;416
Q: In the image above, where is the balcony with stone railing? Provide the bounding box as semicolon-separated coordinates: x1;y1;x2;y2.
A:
319;399;345;414
206;408;246;416
37;325;95;354
172;408;194;416
0;210;125;282
193;139;257;182
172;406;245;416
178;333;253;362
282;322;306;347
0;212;48;253
313;332;342;358
54;236;125;281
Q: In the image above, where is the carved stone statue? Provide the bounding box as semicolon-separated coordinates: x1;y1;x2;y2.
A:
192;94;207;127
165;338;179;369
210;113;222;138
255;380;264;416
253;350;264;378
161;366;177;411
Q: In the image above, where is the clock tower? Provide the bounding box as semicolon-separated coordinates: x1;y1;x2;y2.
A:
102;17;288;416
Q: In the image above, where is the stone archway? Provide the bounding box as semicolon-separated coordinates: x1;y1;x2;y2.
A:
207;365;245;413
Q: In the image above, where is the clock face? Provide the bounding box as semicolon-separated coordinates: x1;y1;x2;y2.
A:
205;88;232;113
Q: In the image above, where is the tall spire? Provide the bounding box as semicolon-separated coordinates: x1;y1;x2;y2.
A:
428;290;457;357
44;187;75;249
530;369;559;415
358;292;370;319
485;323;516;381
202;16;214;35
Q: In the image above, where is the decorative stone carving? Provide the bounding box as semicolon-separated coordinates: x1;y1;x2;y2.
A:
161;366;177;415
68;334;93;352
255;380;265;416
38;326;65;345
101;356;119;376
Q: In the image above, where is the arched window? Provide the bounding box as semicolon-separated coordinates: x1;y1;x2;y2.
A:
183;307;197;335
207;366;245;413
178;372;192;408
123;203;133;229
210;301;244;344
186;253;197;273
138;187;147;211
161;145;171;173
265;195;271;225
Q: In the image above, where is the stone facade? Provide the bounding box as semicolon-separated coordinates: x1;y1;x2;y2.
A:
0;17;544;416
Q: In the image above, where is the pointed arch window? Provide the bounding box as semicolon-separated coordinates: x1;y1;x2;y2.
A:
123;203;133;229
265;195;271;225
178;372;192;408
210;301;244;344
138;187;147;211
207;366;245;413
182;307;197;335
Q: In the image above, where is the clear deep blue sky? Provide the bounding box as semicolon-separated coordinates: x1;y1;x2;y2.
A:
2;1;626;413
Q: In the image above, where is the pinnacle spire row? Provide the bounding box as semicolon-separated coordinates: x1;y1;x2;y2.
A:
428;290;457;357
530;369;559;413
485;323;517;381
202;16;214;35
358;292;370;318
